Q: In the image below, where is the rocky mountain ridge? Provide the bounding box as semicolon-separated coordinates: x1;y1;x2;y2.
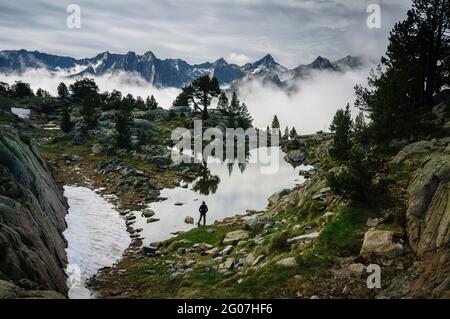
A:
0;49;364;88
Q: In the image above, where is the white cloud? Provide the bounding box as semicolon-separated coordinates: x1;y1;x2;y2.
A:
227;53;252;66
236;67;371;134
0;70;180;108
2;63;371;134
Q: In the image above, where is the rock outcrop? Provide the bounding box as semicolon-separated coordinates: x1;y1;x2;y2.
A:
0;129;69;295
406;153;450;256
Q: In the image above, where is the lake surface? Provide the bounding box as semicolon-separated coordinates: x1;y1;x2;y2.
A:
63;186;131;299
132;147;311;245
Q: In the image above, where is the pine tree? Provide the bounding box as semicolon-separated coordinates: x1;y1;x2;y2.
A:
329;104;353;161
354;111;369;144
191;75;221;119
237;102;253;129
355;0;450;143
80;95;100;132
271;115;280;130
271;115;281;139
217;92;229;113
283;126;289;140
115;94;134;149
146;95;158;110
60;104;73;133
57;82;69;100
289;127;298;139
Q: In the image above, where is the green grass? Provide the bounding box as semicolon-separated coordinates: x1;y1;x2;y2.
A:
0;112;19;125
167;224;240;250
316;205;378;256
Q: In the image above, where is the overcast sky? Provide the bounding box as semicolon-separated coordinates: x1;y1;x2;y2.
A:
0;0;411;67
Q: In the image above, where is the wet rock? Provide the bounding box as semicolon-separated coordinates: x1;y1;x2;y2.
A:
223;230;250;245
146;218;160;223
174;202;184;206
184;216;194;224
360;230;403;258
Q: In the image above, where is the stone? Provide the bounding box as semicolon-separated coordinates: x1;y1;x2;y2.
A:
223;230;250;245
367;218;384;228
284;150;305;163
276;257;298;268
223;258;235;270
348;263;366;277
205;247;220;257
146;218;160;223
194;243;214;252
252;255;265;266
360;230;404;258
287;232;320;244
184;216;194;224
245;253;255;266
91;143;104;154
126;215;136;221
142;209;155;218
222;245;234;256
174;202;184;206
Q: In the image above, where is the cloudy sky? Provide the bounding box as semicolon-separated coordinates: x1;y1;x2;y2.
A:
0;0;411;67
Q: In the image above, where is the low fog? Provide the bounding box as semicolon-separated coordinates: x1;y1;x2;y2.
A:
1;66;371;134
237;67;371;134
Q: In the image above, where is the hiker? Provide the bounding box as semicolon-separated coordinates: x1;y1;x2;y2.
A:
198;201;208;227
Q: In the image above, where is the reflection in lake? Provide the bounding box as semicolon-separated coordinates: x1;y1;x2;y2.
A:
191;169;221;195
132;147;312;245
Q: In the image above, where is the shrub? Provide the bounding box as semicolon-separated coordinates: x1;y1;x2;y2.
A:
327;145;373;201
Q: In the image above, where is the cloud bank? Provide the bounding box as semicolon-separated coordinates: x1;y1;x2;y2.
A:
1;64;370;135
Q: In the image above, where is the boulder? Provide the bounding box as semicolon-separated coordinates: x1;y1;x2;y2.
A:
142;209;155;218
360;230;404;258
348;263;366;277
252;255;265;266
223;230;250;245
205;247;220;257
194;243;214;252
184;216;194;224
284;150;305;163
146;218;160;223
276;257;298;268
91;143;104;154
287;232;320;244
406;154;450;256
390;140;440;165
222;245;234;256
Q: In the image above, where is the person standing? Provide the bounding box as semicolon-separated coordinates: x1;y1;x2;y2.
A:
198;201;208;227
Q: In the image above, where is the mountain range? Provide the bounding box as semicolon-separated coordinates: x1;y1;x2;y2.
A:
0;49;364;88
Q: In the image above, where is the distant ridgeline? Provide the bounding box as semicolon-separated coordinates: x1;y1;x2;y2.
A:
0;49;364;88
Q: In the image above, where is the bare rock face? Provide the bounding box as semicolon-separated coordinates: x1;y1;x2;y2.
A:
0;130;69;295
406;154;450;256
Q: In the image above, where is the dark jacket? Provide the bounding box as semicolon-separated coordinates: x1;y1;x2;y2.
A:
199;203;208;215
